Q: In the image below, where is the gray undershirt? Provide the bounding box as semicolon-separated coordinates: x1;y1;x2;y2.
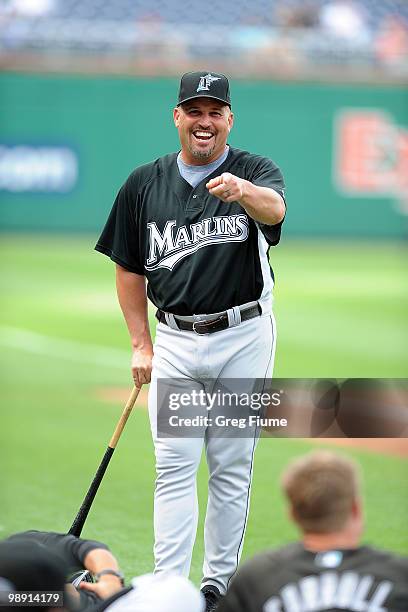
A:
177;146;229;188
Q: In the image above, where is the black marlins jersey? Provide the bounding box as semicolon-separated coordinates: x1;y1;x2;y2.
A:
217;543;408;612
95;147;285;315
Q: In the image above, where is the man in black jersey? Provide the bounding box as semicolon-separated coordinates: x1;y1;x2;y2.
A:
96;71;286;611
217;451;408;612
0;531;204;612
0;530;124;611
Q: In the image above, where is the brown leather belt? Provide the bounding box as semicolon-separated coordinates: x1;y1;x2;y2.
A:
156;304;262;335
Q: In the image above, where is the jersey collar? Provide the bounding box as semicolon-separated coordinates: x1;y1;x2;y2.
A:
168;146;234;203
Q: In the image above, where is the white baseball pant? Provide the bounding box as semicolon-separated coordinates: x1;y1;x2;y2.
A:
148;312;276;594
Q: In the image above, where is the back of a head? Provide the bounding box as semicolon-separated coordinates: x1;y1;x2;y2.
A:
281;450;360;534
103;573;204;612
0;540;67;612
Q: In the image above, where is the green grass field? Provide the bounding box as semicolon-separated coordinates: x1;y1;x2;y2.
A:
1;235;407;583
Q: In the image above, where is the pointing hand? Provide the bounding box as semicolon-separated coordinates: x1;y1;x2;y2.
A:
206;172;245;202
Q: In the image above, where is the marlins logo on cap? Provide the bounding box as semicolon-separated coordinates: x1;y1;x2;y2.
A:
177;71;231;107
197;73;221;92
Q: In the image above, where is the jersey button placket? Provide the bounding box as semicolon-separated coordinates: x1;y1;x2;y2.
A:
186;192;202;212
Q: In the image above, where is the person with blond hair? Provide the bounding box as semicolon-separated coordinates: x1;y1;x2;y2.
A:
218;450;408;612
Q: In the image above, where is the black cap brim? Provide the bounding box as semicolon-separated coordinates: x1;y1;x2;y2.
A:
177;94;231;107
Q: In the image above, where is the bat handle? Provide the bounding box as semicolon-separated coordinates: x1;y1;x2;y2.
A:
109;386;141;448
68;446;114;536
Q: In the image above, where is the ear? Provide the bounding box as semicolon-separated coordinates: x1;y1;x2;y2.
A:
352;497;363;520
173;107;181;128
227;110;234;132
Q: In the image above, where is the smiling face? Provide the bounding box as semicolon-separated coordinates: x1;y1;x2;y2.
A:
173;98;234;165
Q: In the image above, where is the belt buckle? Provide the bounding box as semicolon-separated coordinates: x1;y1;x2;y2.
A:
192;320;209;335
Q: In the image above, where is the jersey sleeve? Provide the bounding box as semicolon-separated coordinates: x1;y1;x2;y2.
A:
63;534;110;567
95;174;144;275
250;156;286;199
247;155;286;246
5;531;110;572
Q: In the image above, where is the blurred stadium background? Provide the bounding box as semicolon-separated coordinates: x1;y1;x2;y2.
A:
1;0;407;584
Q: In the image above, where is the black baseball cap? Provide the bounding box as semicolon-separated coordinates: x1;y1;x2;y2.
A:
177;71;231;107
0;540;67;593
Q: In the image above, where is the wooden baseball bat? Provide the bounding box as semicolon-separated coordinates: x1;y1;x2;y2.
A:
68;386;141;537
